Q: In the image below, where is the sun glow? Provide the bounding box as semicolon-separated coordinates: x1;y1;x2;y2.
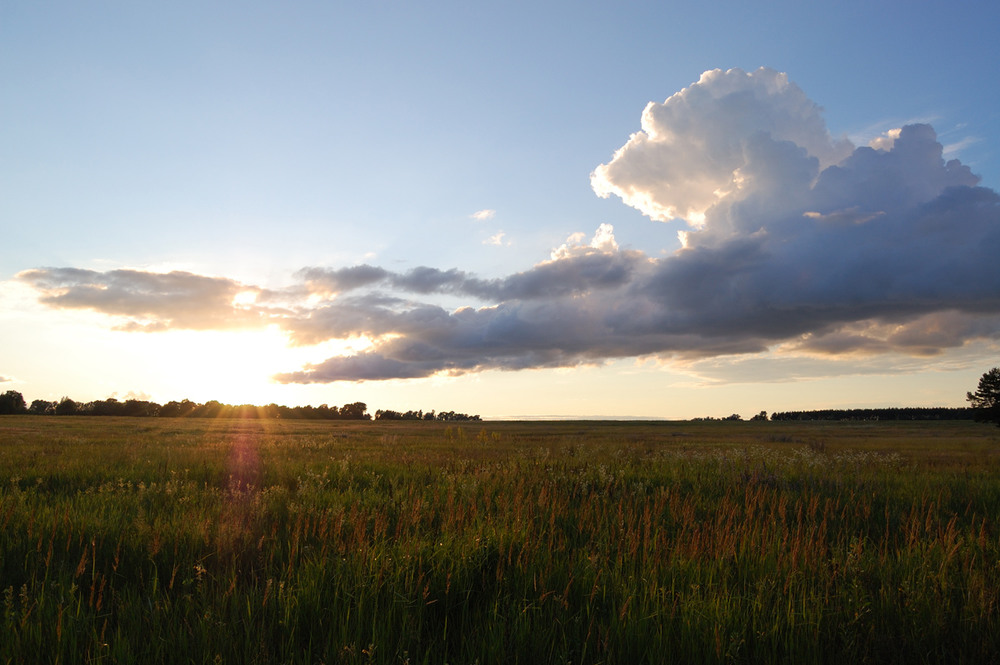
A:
145;327;365;406
232;290;259;307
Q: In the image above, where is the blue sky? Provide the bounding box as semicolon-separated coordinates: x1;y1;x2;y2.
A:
2;1;999;418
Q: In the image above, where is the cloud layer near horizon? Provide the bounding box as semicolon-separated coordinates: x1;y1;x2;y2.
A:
17;68;1000;382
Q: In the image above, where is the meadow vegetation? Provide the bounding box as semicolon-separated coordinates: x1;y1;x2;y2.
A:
1;416;999;664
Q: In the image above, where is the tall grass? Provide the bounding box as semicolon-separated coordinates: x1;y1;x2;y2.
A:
1;416;999;663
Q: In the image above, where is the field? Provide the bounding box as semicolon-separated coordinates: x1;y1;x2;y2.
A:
2;416;1000;664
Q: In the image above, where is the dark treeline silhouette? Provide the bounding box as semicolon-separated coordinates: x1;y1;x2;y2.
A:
373;409;481;421
1;390;972;423
0;390;480;421
769;407;973;422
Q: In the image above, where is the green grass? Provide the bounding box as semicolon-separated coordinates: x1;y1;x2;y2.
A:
1;416;999;663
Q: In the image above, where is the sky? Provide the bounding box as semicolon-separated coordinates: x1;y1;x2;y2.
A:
2;1;999;419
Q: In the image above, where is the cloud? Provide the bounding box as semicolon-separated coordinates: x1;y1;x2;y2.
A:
297;265;391;296
0;376;11;384
942;135;980;158
471;209;496;221
16;268;289;331
551;223;618;259
484;232;508;246
18;68;1000;383
591;67;853;224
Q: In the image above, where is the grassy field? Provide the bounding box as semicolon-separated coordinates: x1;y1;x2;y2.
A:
1;416;999;664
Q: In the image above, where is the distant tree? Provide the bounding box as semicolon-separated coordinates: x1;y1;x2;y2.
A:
968;367;1000;426
193;400;224;418
723;413;743;421
339;402;370;420
750;411;768;422
160;399;197;418
29;399;55;415
123;399;159;417
0;390;27;414
54;397;78;416
87;398;119;416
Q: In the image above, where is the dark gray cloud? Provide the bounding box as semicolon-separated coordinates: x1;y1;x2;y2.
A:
296;250;640;303
297;265;391;294
17;69;1000;382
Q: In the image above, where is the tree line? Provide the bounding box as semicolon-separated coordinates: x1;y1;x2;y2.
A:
690;407;974;422
0;391;480;422
5;365;998;424
373;409;482;421
768;407;973;421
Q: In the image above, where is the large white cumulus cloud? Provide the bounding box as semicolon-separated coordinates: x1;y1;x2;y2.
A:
591;67;853;224
18;68;1000;382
